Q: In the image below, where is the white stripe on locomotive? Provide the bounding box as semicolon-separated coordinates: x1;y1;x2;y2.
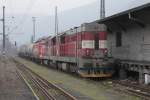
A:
82;40;95;49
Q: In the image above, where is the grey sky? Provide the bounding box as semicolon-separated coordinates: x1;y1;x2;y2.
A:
0;0;149;45
106;0;150;16
0;0;148;16
0;0;97;15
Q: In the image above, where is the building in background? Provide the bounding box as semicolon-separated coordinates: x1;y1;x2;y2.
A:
97;3;150;84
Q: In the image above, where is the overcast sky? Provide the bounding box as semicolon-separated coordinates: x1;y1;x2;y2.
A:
0;0;98;15
0;0;150;45
0;0;149;16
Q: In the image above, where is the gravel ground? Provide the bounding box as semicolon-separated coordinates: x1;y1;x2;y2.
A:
0;56;36;100
17;57;141;100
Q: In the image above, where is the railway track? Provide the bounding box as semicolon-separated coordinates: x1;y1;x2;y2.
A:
113;80;150;100
13;57;150;100
13;59;77;100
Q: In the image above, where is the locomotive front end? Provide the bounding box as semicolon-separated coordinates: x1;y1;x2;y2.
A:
78;23;114;78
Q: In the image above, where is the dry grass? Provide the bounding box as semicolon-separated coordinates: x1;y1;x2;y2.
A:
16;57;141;100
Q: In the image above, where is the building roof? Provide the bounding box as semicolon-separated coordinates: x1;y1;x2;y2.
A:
35;36;51;43
96;3;150;32
97;3;150;23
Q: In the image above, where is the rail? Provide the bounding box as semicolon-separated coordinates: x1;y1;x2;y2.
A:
13;58;77;100
113;80;150;100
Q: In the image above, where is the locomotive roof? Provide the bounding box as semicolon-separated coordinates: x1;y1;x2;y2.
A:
35;36;51;43
51;22;105;38
50;27;78;39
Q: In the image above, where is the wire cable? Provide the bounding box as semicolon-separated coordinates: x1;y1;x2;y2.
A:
9;0;38;34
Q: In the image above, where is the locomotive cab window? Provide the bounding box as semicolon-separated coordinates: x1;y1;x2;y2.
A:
45;41;48;46
52;38;56;45
95;33;99;50
60;35;65;44
116;32;122;47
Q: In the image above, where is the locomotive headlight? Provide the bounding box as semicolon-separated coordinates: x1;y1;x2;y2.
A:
104;49;108;56
86;49;90;56
104;49;108;53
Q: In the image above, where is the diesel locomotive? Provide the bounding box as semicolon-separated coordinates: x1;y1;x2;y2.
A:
19;22;114;78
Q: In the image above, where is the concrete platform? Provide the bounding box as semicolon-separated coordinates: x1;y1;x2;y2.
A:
0;56;36;100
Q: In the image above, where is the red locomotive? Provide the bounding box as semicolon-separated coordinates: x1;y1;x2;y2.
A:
19;22;114;78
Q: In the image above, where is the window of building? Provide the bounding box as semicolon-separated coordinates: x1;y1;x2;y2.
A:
116;32;122;47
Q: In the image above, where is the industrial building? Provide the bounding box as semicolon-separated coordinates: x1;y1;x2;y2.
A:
97;3;150;84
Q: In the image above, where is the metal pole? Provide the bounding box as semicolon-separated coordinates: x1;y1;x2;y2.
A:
55;6;59;56
75;27;79;68
32;17;36;42
55;6;58;35
3;6;5;54
100;0;105;19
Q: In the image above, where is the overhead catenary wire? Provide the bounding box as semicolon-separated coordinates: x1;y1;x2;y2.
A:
9;0;14;16
9;0;38;34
